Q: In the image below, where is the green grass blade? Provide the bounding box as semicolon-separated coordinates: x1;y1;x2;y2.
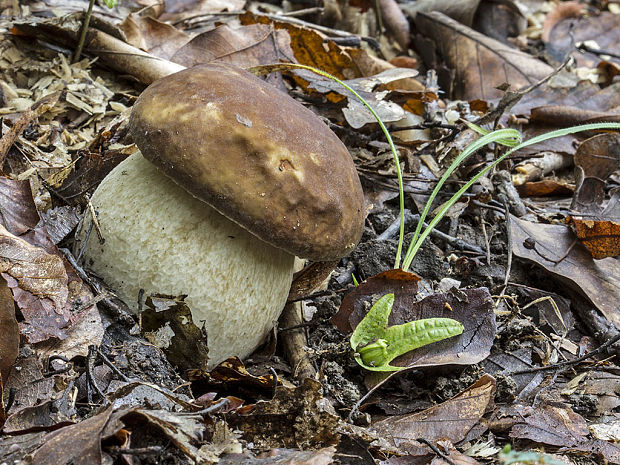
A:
402;122;620;270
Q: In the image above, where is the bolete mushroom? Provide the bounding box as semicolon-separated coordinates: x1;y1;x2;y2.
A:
76;64;365;367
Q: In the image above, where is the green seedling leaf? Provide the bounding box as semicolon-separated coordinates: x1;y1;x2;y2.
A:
350;294;464;371
104;0;118;7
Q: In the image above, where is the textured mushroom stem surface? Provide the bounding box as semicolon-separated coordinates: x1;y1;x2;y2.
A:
76;154;295;367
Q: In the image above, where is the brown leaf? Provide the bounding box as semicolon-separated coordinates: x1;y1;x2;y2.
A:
510;403;588;447
571;133;620;214
511;216;620;328
141;294;210;371
402;0;481;27
29;406;114;465
332;270;496;369
541;1;584;42
546;11;620;68
369;374;496;449
567;217;620;259
414;11;553;100
0;224;70;343
378;0;410;50
160;0;245;23
287;260;339;302
240;12;357;80
55;149;133;205
473;0;527;44
119;8;191;60
172;23;295;90
0;276;18;383
0;178;39;235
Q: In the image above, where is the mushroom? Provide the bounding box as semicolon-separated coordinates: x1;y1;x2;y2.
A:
75;64;365;367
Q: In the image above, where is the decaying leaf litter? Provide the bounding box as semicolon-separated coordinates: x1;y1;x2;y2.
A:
0;0;619;463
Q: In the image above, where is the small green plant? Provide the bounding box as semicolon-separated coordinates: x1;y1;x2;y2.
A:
278;63;620;372
499;444;565;465
351;294;463;371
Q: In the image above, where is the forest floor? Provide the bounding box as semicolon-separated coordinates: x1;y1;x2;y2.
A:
0;0;619;464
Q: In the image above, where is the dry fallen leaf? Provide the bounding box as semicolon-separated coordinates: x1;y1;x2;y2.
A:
0;223;70;343
541;1;584;42
571;133;620;214
119;7;190;60
170;24;294;90
567;217;620;259
511;216;620;328
0;276;18;383
414;11;553;100
369;374;496;449
240;12;356;80
510;402;620;463
29;406;116;465
141;294;210;371
0;178;40;235
545;11;620;68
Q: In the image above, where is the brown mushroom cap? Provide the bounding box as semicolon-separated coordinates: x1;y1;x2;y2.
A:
129;64;364;261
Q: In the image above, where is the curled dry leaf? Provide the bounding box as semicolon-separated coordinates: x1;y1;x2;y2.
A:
0;224;70;343
332;270;496;370
141;294;210;372
119;7;190;60
188;357;277;402
240;12;355;80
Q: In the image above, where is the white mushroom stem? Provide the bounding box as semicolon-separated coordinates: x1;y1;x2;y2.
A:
76;153;296;367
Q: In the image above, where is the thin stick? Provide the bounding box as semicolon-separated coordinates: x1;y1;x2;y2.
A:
508;332;620;376
73;0;95;63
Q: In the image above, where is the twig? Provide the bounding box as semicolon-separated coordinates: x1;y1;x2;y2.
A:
61;247;137;328
377;210;485;255
475;57;572;126
416;438;457;465
73;2;95;62
86;197;105;244
189;398;230;416
86;344;108;405
347;370;402;422
96;347;130;382
507;332;620;376
481;221;491;265
107;446;163;457
501;196;513;289
281;7;323;17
